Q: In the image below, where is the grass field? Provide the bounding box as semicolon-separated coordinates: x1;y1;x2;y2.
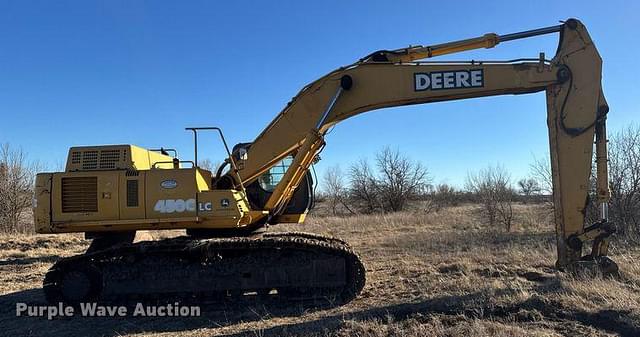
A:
1;204;639;337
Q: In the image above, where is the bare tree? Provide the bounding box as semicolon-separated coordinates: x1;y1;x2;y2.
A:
375;147;430;212
466;165;515;231
349;148;431;213
428;183;461;212
608;124;640;239
518;178;541;203
198;159;221;172
348;159;380;213
530;155;553;196
0;143;40;233
529;154;556;214
322;165;355;215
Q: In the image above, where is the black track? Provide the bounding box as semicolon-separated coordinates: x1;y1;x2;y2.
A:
43;232;365;307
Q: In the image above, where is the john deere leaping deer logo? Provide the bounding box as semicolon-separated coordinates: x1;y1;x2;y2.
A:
160;179;178;189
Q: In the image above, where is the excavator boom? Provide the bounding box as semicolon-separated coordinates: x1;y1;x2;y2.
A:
229;19;612;271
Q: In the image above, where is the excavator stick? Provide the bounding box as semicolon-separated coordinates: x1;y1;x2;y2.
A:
546;20;616;273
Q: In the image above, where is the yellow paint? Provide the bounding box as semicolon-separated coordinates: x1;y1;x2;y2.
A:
34;20;613;269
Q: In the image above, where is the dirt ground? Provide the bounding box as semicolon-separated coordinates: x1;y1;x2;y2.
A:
1;204;639;337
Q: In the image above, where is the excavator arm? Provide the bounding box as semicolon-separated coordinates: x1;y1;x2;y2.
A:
233;19;613;271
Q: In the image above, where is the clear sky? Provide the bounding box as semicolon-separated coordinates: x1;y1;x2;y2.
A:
1;1;638;187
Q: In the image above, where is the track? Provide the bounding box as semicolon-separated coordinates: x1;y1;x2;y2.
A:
43;232;365;306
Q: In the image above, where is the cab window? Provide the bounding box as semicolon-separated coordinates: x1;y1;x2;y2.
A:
258;156;293;192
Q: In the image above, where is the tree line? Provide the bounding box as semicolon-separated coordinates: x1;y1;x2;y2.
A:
0;124;638;238
322;124;640;239
0;144;41;233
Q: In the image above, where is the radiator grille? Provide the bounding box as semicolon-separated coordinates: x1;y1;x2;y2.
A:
61;177;98;212
72;149;125;170
99;150;121;169
81;151;99;170
125;170;139;177
71;151;81;164
126;180;139;207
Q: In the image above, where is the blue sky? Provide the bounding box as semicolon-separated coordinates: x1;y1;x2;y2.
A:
1;1;638;187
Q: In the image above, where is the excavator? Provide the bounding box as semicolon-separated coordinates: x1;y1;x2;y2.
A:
34;18;617;305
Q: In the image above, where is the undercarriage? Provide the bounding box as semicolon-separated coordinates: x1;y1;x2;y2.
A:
43;232;366;306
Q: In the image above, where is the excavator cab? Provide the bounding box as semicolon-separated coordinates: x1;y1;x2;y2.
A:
245;157;315;221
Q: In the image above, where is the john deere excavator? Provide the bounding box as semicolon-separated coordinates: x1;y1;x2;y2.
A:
34;18;616;305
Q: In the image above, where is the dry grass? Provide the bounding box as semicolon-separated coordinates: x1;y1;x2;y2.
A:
0;204;639;337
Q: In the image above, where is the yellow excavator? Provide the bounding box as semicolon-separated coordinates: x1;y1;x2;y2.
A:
34;18;616;304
